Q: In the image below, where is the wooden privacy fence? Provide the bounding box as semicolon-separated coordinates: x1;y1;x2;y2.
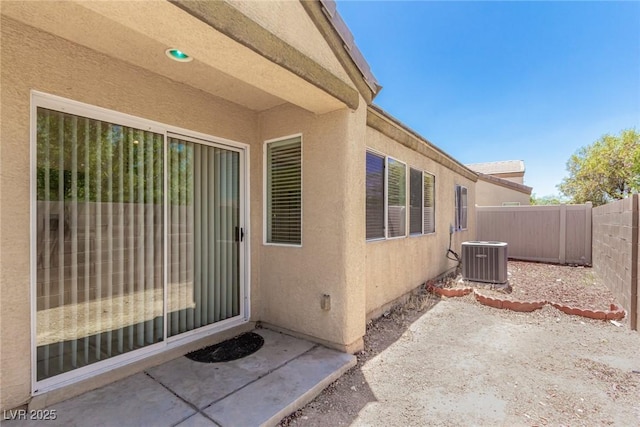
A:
476;203;593;265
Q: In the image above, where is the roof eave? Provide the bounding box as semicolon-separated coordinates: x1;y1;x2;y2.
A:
367;105;478;182
301;0;382;104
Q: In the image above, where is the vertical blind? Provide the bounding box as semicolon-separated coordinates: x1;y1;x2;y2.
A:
266;137;301;245
36;108;164;380
35;105;243;383
387;158;406;238
409;168;423;234
167;138;240;337
424;173;435;233
365;151;385;239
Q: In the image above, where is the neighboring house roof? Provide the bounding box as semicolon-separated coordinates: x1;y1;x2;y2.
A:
477;173;533;195
465;160;525;175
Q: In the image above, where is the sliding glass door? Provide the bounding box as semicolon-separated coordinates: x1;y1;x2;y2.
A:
167;136;240;337
34;99;244;384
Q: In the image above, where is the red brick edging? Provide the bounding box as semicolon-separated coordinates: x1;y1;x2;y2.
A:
548;302;625;321
426;285;474;298
425;284;625;320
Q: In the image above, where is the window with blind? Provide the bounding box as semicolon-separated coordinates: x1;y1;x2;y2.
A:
265;136;302;245
387;158;406;238
409;168;423;235
366;151;385;240
424;172;435;234
455;185;468;230
367;151;437;241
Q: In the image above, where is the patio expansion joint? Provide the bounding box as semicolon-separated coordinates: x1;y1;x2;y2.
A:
143;371;222;427
145;342;321;427
201;343;322;414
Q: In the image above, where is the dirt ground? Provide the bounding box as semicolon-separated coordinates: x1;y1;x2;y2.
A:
279;262;640;426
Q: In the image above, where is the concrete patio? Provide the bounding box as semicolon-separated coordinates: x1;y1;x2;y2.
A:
4;329;355;427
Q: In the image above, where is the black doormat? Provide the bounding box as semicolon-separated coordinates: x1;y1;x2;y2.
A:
185;332;264;363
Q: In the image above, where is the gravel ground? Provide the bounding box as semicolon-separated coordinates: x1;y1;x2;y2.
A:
465;261;620;313
279;262;640;426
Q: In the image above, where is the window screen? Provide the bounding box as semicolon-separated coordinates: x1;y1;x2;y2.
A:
424;173;435;233
366;151;385;239
455;184;468;230
387;158;406;238
409;168;423;234
266;137;302;245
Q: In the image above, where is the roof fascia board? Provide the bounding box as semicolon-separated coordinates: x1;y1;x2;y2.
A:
367;106;478;182
478;173;533;195
170;0;359;110
491;172;525;178
300;0;380;104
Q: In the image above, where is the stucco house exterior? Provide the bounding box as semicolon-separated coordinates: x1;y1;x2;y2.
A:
466;161;532;206
0;0;476;410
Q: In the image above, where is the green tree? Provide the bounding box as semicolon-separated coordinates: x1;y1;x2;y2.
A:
558;129;640;206
530;193;568;205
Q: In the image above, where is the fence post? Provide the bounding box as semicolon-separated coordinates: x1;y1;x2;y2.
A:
631;194;638;330
585;202;592;265
559;204;567;264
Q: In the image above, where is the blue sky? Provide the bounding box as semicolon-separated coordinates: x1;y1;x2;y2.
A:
337;1;640;197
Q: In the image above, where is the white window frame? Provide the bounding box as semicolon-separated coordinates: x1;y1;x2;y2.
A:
407;168;436;237
367;148;421;242
455;184;468;231
385;156;407;239
408;167;424;236
423;171;436;235
30;90;251;395
263;134;303;247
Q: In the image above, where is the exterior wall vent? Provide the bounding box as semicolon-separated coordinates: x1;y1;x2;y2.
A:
462;241;508;284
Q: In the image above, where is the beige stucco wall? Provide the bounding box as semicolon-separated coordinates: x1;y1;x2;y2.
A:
1;1;482;411
0;17;264;410
257;102;367;352
227;0;354;88
365;127;476;316
476;179;530;206
1;13;367;409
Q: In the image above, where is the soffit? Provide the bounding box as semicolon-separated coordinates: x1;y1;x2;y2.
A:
2;0;349;114
226;0;354;88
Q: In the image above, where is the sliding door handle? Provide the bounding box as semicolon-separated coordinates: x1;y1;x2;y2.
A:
235;226;245;242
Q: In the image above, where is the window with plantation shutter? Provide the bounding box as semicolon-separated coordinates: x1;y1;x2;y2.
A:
366;151;385;240
266;137;302;245
424;172;435;233
387;157;406;238
409;168;423;235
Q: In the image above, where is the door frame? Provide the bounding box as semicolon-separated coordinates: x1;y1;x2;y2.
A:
30;91;251;395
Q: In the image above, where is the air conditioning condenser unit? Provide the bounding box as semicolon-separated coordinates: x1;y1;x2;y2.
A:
462;241;508;284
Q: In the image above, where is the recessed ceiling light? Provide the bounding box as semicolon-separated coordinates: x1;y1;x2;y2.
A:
165;48;193;62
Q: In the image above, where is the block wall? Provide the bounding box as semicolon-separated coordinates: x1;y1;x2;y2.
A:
592;194;638;330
